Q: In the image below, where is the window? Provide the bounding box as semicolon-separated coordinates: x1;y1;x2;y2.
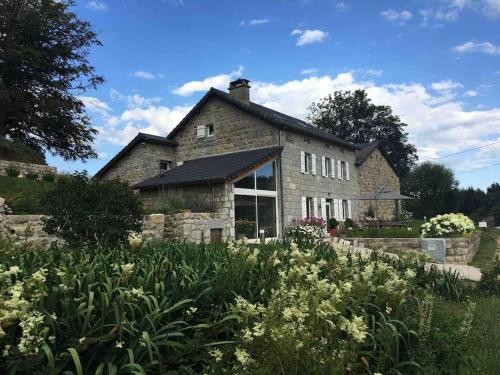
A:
340;161;347;180
159;160;171;176
304;152;312;173
342;200;349;220
323;157;332;177
206;124;214;137
234;161;277;239
306;197;314;217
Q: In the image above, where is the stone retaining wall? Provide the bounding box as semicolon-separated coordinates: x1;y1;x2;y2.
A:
0;159;56;177
0;214;58;246
346;232;481;264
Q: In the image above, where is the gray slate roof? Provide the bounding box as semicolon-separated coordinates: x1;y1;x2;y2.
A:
134;146;283;190
355;141;380;166
95;133;177;178
167;88;357;150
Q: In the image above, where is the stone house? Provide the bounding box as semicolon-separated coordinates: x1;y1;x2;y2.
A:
96;79;401;241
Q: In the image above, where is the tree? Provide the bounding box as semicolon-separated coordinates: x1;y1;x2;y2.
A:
43;172;142;247
307;90;418;177
457;187;487;222
486;183;500;225
0;0;103;161
402;162;460;218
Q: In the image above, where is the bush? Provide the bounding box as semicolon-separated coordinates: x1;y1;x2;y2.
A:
42;172;143;247
24;171;39;180
0;176;55;214
5;165;20;177
344;218;354;228
328;217;339;228
285;217;326;240
0;137;46;164
478;258;500;296
41;172;56;182
421;213;475;238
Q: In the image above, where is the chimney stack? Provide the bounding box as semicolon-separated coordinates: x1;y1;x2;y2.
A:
228;78;251;102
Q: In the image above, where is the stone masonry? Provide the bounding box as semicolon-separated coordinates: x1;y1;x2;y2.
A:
0;159;56;178
357;148;400;220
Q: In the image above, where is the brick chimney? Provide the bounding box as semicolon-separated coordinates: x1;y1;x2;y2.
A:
228;78;251;102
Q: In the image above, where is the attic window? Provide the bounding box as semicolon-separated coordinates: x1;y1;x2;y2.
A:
159;160;172;176
207;124;214;137
196;124;214;138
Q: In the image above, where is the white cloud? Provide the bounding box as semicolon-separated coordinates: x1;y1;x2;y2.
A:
482;0;500;18
464;90;478;97
240;18;270;26
380;9;413;24
108;88;162;109
335;2;350;11
133;71;164;80
452;40;500;55
431;80;464;91
172;66;244;96
301;68;319;75
290;29;329;46
86;0;107;11
80;96;111;116
421;0;500;23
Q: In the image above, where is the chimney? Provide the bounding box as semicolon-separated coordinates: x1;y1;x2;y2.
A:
228;78;251;102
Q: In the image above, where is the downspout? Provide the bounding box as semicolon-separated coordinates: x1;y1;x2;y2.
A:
278;129;285;238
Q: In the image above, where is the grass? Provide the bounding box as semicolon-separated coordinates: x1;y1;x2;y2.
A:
471;228;499;271
0;175;55;214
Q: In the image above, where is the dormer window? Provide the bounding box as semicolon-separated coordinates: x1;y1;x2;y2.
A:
196;124;215;139
159;160;172;176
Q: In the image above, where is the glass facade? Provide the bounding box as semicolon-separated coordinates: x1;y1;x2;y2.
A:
234;161;277;240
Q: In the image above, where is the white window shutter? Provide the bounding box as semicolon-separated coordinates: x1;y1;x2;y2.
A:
331;158;335;179
196;125;205;139
301;196;307;218
333;199;339;219
321;156;326;177
337;160;342;180
311;154;317;175
300;151;305;174
320;198;326;219
346;162;350;181
348;200;352;219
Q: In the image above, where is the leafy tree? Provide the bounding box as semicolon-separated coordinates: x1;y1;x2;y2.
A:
486;183;500;225
43;172;142;247
0;0;104;161
0;137;46;164
457;187;487;222
402;162;460;218
307;90;418;176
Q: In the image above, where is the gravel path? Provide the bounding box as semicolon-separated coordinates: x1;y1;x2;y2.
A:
427;263;482;281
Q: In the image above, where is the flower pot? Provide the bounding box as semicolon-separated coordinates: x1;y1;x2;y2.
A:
329;228;337;237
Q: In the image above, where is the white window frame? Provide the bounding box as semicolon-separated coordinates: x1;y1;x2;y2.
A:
304;152;312;174
206;123;214;137
340;161;347;180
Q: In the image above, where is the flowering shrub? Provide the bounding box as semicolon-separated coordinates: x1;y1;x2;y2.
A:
421;213;475;238
285;217;326;240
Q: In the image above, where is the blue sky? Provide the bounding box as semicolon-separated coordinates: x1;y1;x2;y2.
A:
48;0;500;190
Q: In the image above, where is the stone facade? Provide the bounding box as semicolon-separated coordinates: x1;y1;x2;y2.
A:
357;148;400;220
347;232;481;264
0;159;56;178
104;143;175;186
0;214;59;247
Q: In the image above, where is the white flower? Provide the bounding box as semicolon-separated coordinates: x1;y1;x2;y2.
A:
121;263;135;274
115;341;124;348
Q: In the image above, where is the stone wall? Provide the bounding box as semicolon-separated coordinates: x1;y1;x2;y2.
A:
0;214;58;246
280;129;360;227
346;232;481;264
357;148;400;220
0;159;56;178
103;143;175;186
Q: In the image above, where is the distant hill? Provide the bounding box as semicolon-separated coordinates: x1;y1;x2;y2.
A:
0;137;47;165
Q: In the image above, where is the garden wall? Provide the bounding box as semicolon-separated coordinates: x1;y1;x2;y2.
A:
0;159;56;177
0;212;231;246
346;232;481;264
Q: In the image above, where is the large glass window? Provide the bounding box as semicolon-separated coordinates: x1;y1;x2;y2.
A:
234;161;277;239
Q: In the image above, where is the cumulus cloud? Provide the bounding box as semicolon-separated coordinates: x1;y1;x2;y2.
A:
133;71;165;80
80;96;111;116
240;18;270;26
86;0;107;11
431;80;464;91
464;90;478;97
380;9;413;24
172;66;244;96
290;29;329;46
301;68;319;75
421;0;500;23
452;40;500;55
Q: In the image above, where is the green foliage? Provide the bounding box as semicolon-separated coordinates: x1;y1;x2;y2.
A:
0;137;46;165
24;171;39;180
41;172;56;182
0;0;103;161
402;162;460;218
307;89;418;176
235;220;256;239
328;217;339;228
346;226;421;238
343;218;354;228
42;172;142;247
0;176;55;214
4;165;20;177
478;258;500;296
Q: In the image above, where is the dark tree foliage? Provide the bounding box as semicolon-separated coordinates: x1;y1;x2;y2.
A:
43;172;142;247
486;183;500;225
457;187;487;222
0;136;46;164
402;162;460;218
307;90;418;177
0;0;103;161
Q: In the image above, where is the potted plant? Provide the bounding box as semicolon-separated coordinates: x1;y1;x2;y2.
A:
328;218;339;237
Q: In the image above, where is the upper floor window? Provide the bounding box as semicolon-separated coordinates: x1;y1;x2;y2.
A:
159;160;172;176
300;151;316;175
235;161;277;191
340;161;347;179
322;157;332;177
196;124;214;139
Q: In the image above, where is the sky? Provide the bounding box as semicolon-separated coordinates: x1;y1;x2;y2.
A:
48;0;500;190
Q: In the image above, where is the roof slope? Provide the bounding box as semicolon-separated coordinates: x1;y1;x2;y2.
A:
95;133;177;178
355;141;380;166
167;88;356;150
134;146;283;189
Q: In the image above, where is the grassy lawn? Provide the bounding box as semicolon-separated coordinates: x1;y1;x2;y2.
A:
0;175;55;214
471;228;499;271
